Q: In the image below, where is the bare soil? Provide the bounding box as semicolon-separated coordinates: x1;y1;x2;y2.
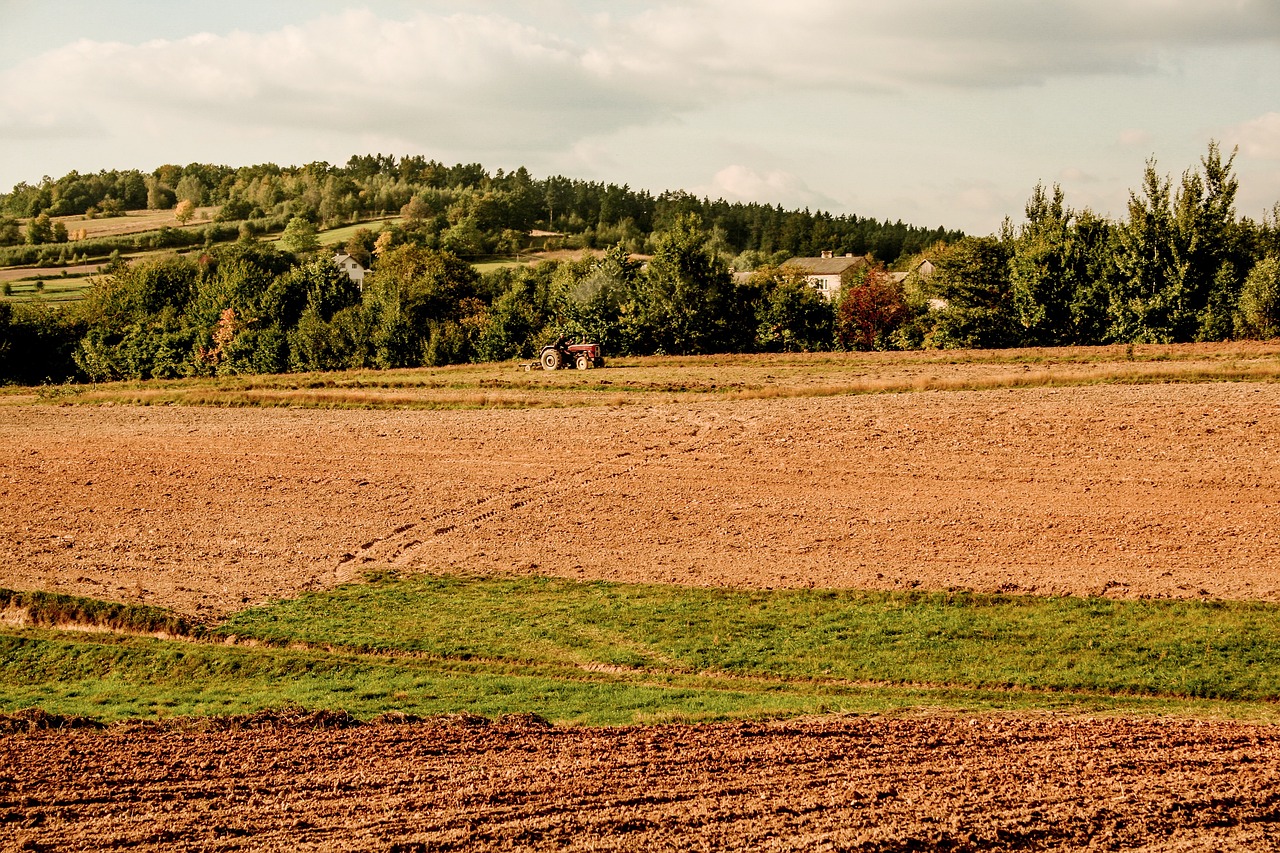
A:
2;382;1278;618
4;380;1280;849
2;713;1279;852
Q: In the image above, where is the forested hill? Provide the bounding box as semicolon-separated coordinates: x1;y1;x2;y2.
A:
0;155;959;264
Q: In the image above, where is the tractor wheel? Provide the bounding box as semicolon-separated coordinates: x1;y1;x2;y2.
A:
576;354;591;370
541;349;561;370
594;356;605;368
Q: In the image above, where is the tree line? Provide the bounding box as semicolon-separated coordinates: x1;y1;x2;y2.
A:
0;156;958;267
1;142;1279;386
920;142;1280;348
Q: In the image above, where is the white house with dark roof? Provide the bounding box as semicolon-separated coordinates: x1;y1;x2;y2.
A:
780;251;871;301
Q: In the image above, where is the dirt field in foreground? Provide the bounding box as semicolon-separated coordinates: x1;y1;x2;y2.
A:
2;381;1279;617
2;714;1278;852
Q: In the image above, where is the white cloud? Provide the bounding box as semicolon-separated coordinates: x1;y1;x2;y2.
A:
6;0;1274;155
1119;128;1153;148
693;165;839;210
1226;112;1280;160
0;10;680;153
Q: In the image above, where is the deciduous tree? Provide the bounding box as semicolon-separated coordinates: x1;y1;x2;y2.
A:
836;264;909;350
279;216;319;254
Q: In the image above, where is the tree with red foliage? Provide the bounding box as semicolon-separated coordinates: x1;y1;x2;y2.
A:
836;264;910;350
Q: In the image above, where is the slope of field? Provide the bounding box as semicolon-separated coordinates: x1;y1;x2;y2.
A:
1;380;1278;618
43;207;220;240
3;713;1278;852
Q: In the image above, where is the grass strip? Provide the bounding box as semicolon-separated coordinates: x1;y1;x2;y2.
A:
0;588;201;636
217;575;1280;701
0;629;1268;725
5;574;1280;725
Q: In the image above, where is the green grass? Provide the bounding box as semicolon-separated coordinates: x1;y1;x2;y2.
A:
216;575;1280;700
316;216;402;247
5;574;1280;725
1;277;97;303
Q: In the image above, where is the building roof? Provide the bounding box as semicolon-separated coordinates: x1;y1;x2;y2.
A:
333;252;365;270
782;254;870;276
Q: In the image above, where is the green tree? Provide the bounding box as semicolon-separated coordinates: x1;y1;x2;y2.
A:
26;213;53;245
637;214;741;354
1111;160;1179;342
175;174;205;207
1175;142;1243;341
926;235;1017;349
279;216;319;254
753;265;834;352
0;217;20;246
1067;209;1117;345
288;305;348;371
1237;256;1280;339
370;244;479;327
1010;183;1076;345
145;175;176;210
551;245;641;354
1111;145;1244;343
473;282;540;362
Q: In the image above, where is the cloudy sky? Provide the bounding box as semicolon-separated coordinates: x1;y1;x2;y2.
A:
2;0;1279;234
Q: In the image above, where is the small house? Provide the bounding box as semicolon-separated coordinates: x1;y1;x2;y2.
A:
333;253;367;291
780;251;871;301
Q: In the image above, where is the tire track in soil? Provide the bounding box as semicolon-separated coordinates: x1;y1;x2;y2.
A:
345;410;753;570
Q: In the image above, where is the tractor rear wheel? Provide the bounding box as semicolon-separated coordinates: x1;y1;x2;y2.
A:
576;354;590;370
541;349;561;370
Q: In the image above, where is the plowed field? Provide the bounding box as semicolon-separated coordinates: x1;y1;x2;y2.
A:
2;382;1278;618
4;377;1280;849
3;713;1279;851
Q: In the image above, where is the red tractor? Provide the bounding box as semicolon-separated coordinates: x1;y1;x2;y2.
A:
540;337;604;370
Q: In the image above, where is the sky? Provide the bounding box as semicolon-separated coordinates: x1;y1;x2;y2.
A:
2;0;1279;235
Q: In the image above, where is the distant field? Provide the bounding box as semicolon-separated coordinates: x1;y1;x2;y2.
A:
13;339;1279;409
0;274;97;302
46;206;220;239
0;263;103;285
315;216;402;247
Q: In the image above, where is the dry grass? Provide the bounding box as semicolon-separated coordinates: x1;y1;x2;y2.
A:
11;340;1279;410
47;207;221;240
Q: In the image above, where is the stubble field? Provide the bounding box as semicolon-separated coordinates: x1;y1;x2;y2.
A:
3;345;1280;850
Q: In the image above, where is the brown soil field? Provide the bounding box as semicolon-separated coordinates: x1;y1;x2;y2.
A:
5;377;1280;849
2;712;1279;851
1;381;1278;618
